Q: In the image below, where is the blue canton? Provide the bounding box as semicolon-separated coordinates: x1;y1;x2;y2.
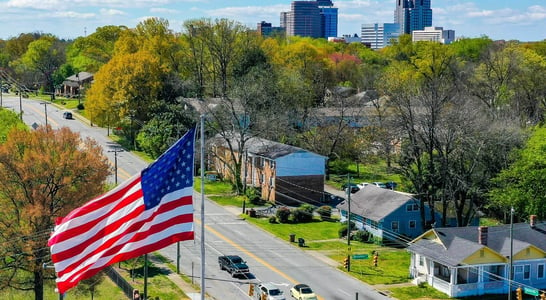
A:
141;127;195;209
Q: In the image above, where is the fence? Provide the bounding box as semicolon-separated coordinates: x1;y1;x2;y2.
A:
105;266;134;299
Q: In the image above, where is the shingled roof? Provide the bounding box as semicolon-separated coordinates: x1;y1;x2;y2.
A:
336;185;418;222
408;221;546;266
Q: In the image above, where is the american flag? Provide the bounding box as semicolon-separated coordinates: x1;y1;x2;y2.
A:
48;127;196;294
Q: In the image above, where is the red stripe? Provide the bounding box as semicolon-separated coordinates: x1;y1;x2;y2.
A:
54;195;192;278
56;231;194;294
48;177;141;246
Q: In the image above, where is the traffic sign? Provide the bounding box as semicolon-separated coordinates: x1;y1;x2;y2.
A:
524;287;539;296
352;254;369;260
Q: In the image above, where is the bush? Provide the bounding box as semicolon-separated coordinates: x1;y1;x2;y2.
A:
245;187;262;205
338;220;356;238
316;205;332;221
353;230;370;242
268;216;277;223
276;207;291;223
292;204;314;223
77;103;85;110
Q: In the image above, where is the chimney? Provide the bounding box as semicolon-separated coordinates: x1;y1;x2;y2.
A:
478;226;488;245
530;215;537;228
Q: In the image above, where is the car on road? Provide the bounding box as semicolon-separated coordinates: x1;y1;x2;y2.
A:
357;182;370;189
256;282;286;300
289;283;317;300
218;255;249;277
62;111;73;119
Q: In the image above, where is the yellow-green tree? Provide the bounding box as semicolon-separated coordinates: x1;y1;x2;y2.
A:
86;50;166;146
0;126;110;300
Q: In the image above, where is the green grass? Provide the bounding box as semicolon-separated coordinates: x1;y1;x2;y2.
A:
3;278;126;300
389;284;452;300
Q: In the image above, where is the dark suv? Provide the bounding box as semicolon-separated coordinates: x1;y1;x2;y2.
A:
218;255;249;277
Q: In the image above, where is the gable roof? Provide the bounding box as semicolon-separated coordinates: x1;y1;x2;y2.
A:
212;134;326;160
336;185;417;222
65;71;93;82
408;221;546;266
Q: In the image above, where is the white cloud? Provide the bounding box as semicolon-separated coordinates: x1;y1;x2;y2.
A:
150;7;179;14
100;8;127;16
52;11;96;19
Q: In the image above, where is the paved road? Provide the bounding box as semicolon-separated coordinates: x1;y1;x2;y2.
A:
2;94;392;300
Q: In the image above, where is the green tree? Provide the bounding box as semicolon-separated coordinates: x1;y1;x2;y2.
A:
488;127;546;221
12;35;65;99
0;126;110;300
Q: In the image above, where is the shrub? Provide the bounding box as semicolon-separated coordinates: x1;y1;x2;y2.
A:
353;230;370;242
245;187;262;205
77;103;85;110
276;207;291;223
316;205;332;221
292;204;314;223
268;216;277;223
338;220;356;238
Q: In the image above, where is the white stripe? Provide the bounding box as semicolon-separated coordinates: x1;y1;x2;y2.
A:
52;186;193;271
57;219;194;285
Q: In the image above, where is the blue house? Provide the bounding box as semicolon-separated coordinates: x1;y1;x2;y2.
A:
408;216;546;297
336;185;440;241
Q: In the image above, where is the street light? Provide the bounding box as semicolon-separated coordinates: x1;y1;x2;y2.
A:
107;148;124;185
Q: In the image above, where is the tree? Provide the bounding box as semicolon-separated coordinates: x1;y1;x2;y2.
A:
13;35;65;99
0;126;110;300
488;127;546;221
66;25;126;73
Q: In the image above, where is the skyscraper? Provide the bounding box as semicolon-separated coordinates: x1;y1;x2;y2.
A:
394;0;432;34
361;23;400;49
281;0;338;38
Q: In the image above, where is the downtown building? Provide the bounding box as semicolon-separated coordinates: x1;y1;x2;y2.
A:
361;23;400;50
281;0;338;38
412;26;455;44
395;0;432;34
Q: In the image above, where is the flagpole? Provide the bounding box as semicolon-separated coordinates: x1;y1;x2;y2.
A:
200;115;206;300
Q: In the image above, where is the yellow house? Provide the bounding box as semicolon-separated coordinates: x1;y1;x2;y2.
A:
408;216;546;297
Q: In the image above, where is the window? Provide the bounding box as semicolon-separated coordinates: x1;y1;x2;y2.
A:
524;265;531;279
409;220;416;229
538;264;545;279
391;221;399;232
406;203;419;212
419;255;424;266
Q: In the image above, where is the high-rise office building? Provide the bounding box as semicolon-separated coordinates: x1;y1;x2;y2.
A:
320;2;338;38
361;23;400;49
394;0;432;34
281;0;338;38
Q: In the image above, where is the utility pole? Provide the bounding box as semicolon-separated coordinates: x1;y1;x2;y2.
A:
107;148;123;185
508;207;514;300
347;173;351;272
40;102;49;128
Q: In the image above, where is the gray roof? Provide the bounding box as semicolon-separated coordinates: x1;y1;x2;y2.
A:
336;185;417;222
408;221;546;266
212;134;326;160
66;71;93;82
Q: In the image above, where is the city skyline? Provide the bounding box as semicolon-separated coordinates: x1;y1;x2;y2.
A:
0;0;544;42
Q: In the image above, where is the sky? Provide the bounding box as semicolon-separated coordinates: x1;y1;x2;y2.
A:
0;0;545;42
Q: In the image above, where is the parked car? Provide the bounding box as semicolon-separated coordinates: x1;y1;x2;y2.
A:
372;182;387;188
218;255;249;277
289;283;317;300
341;183;360;194
385;181;397;190
257;282;285;300
357;182;370;189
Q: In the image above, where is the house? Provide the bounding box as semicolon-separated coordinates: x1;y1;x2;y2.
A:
407;216;546;298
336;185;440;241
210;135;327;205
56;72;94;98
